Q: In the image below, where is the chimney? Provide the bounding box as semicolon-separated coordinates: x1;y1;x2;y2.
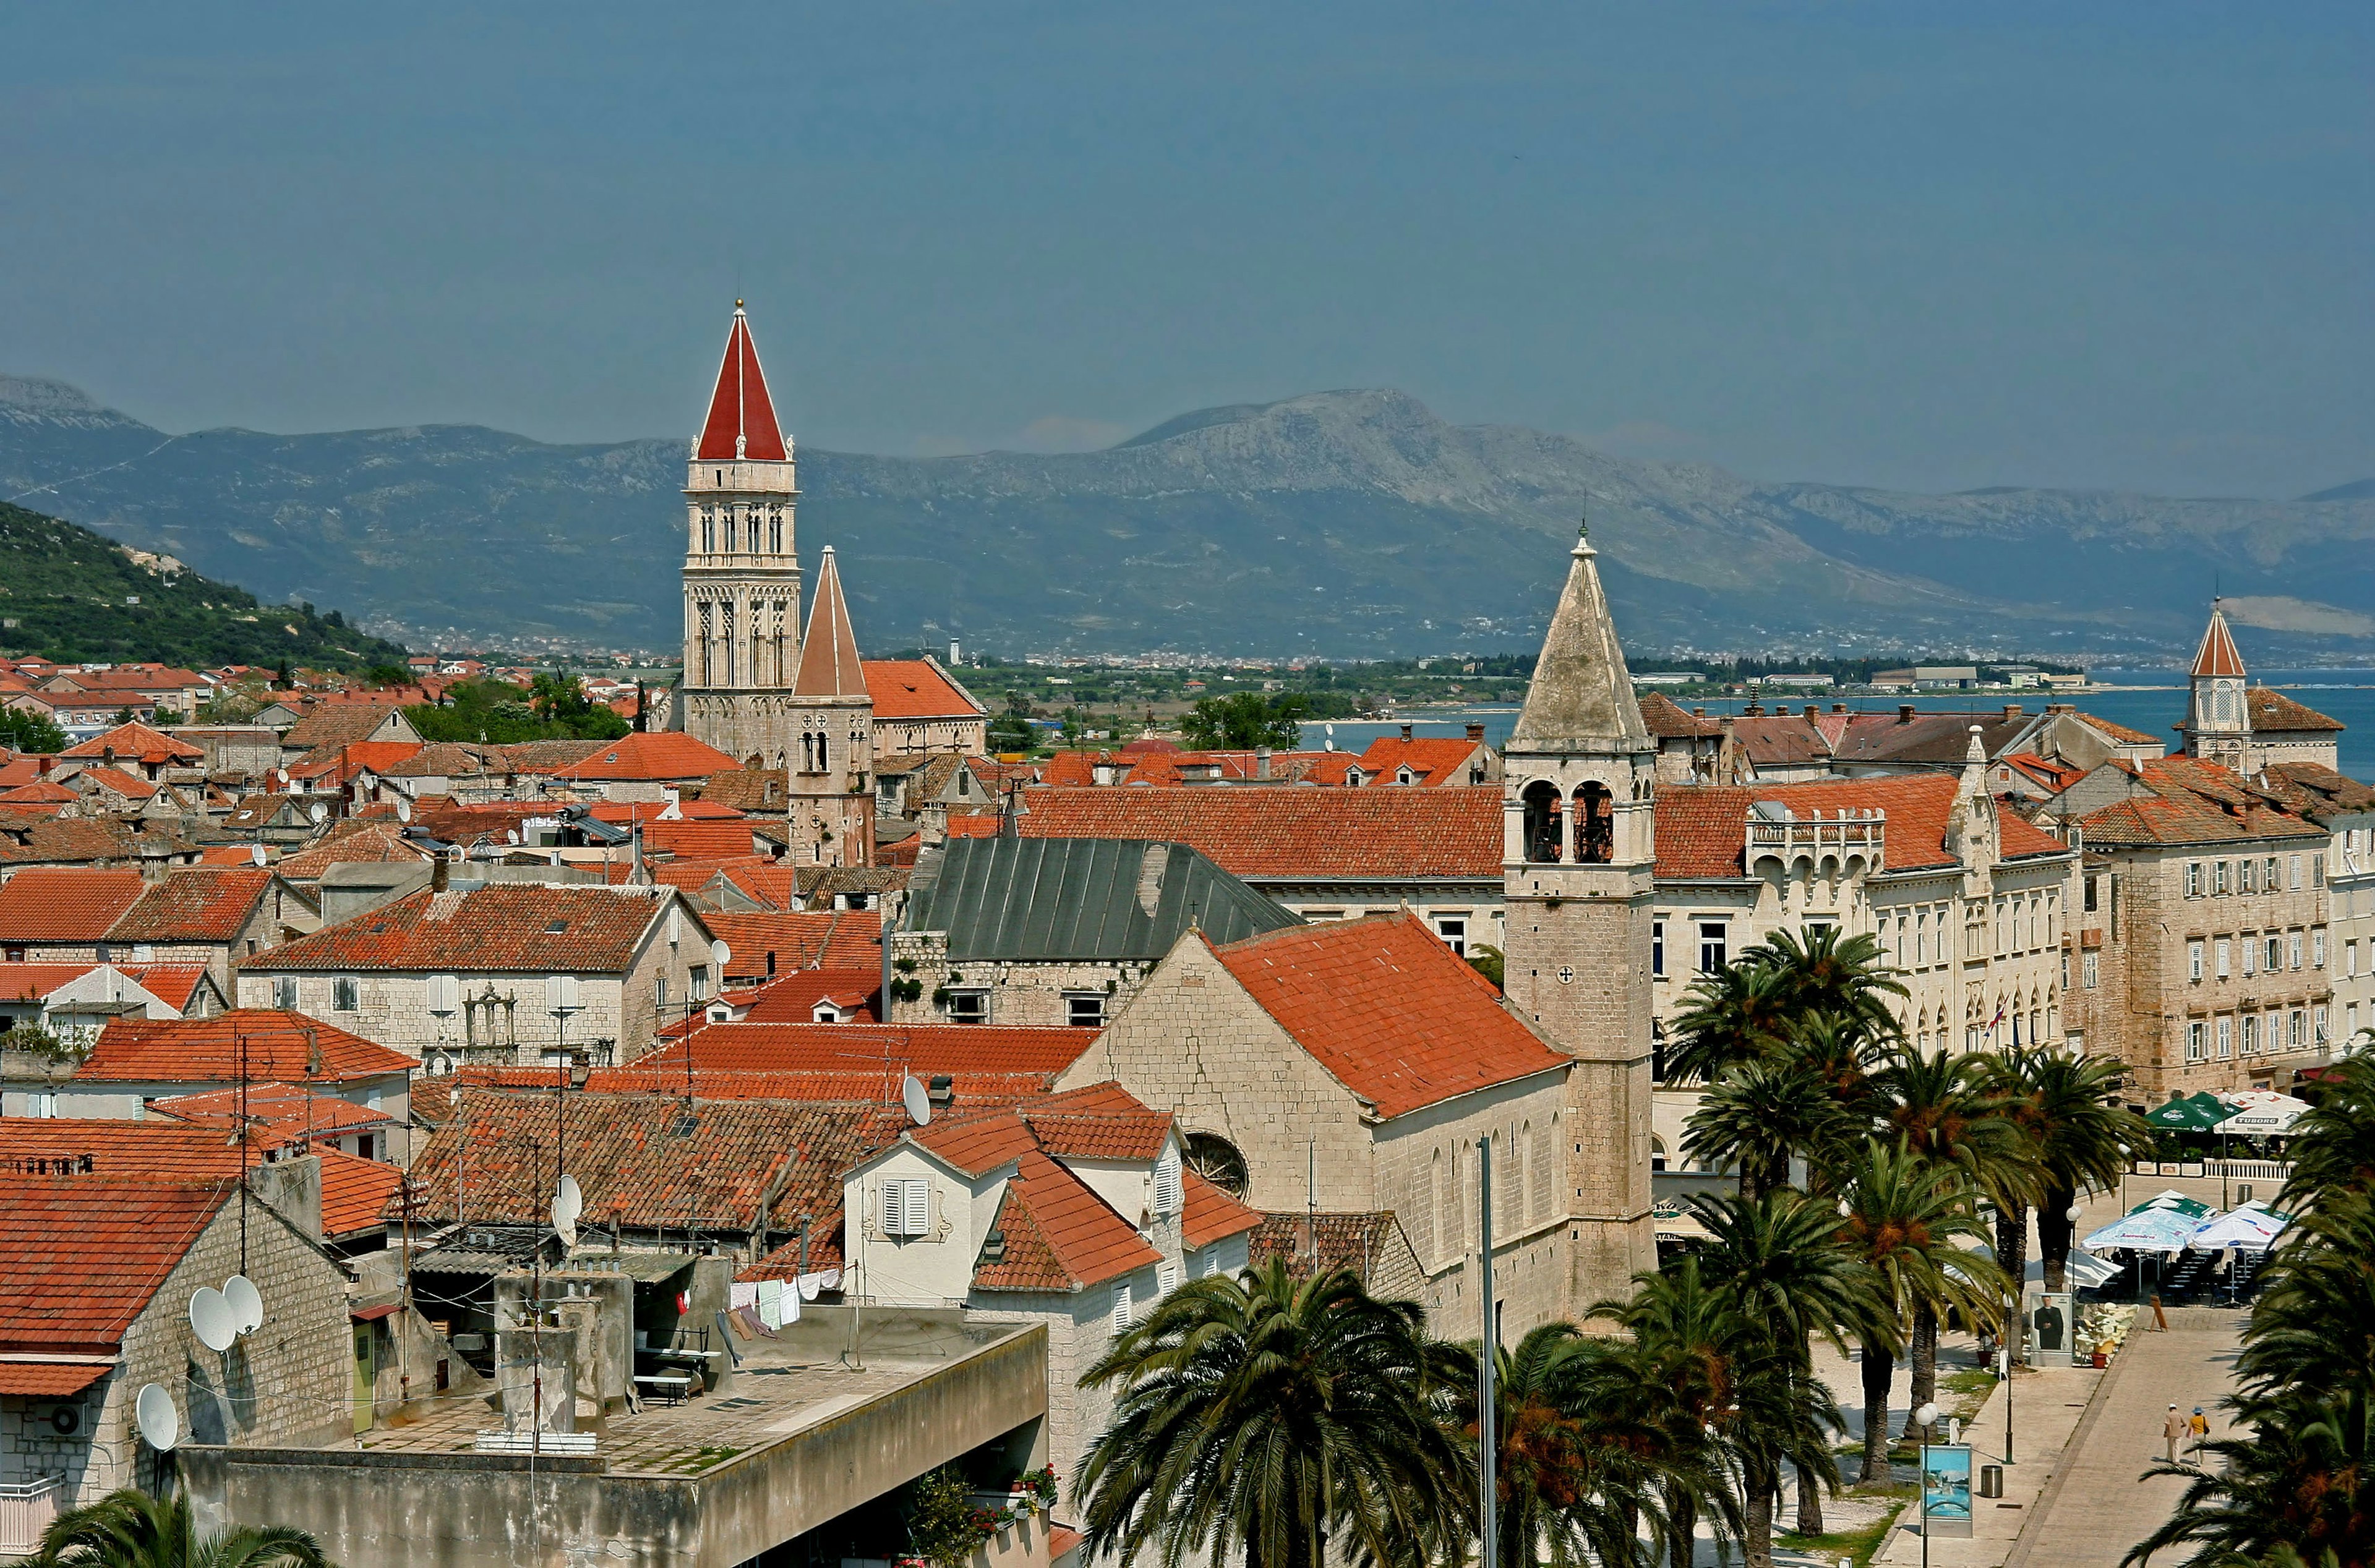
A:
431;853;450;893
1692;707;1707;719
1898;704;1917;724
922;801;948;850
1803;705;1818;720
2003;705;2022;723
1831;703;1847;714
1256;746;1272;780
1466;722;1486;743
1399;723;1413;742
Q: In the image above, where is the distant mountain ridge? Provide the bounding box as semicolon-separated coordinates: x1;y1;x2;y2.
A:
4;373;2370;660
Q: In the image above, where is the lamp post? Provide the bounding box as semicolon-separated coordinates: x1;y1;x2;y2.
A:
1914;1400;1941;1568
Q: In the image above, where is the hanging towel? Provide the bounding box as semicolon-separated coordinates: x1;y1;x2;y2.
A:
729;1282;760;1311
757;1279;785;1330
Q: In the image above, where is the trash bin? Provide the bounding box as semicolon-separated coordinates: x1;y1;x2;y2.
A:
1979;1464;2004;1499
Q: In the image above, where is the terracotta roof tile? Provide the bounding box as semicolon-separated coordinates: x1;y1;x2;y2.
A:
0;867;147;940
695;769;791;814
0;1361;114;1397
282;705;417;752
1354;735;1487;786
2191;608;2247;678
696;305;788;462
148;1081;396;1151
60;722;203;765
863;660;986;721
705;910;882;978
973;1149;1160;1292
1021;1081;1173;1160
72;766;160;801
1013;786;1502;879
2240;688;2345;733
732;968;883;1023
550;733;742;782
1250;1211;1415;1282
631;1021;1095;1081
1653;774;2069;879
0;961;108;1000
273;826;430;880
1637;692;1723;739
0;1174;231;1352
73;1010;414;1085
1212;912;1568;1118
244;884;687;974
911;1109;1041;1177
2076;756;2330;847
1181;1167;1264;1250
108;868;277;944
316;1148;406;1239
115;964;213;1012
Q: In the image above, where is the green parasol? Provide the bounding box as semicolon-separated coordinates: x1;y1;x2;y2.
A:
2142;1093;2230;1132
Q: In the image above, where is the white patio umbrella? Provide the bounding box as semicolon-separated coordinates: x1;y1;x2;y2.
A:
2188;1203;2292;1253
2213;1101;2306;1136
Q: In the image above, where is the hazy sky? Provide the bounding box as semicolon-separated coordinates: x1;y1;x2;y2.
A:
4;4;2368;496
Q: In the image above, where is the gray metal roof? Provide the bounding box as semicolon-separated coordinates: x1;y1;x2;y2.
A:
906;838;1300;962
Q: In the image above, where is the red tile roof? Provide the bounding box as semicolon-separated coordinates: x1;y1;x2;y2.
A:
586;799;749;824
60;722;203;765
1638;691;1724;739
1355;735;1487;786
2191;608;2246;678
1014;786;1504;879
642;820;761;860
73;1010;414;1085
0;780;79;809
974;1149;1162;1292
273;825;430;880
2073;712;2162;747
631;1021;1096;1081
912;1108;1042;1177
1181;1168;1264;1250
864;660;986;721
733;968;883;1024
1653;774;2069;879
286;741;424;784
71;765;159;801
1211;913;1567;1119
109;868;276;944
0;961;104;1000
317;1148;406;1239
0;1361;114;1396
2240;688;2345;733
453;1063;1058;1109
712;861;804;910
243;884;687;974
0;1174;232;1352
148;1081;396;1149
706;910;883;979
116;964;213;1012
0;867;148;940
2076;756;2330;848
695;304;788;462
1022;1081;1173;1160
550;733;743;782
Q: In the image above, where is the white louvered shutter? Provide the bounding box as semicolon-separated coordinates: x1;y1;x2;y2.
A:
1111;1282;1133;1332
905;1178;933;1237
1157;1262;1178;1298
1153;1145;1183;1217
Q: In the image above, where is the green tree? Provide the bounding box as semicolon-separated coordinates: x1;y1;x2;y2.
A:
1747;926;1907;1042
1870;1046;2036;1430
406;677;626;744
29;1488;332;1568
1829;1138;2000;1485
2279;1052;2375;1212
0;705;69;753
985;712;1037;752
2121;1389;2373;1568
363;663;411;688
1989;1047;2152;1293
1688;1188;1886;1545
1663;961;1791;1087
1075;1261;1468;1568
1445;1322;1681;1568
1682;1059;1860;1202
1465;944;1505;991
1178;692;1307;750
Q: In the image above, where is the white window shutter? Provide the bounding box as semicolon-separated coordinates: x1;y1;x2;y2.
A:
905;1178;933;1237
1154;1145;1183;1217
1112;1282;1133;1332
1158;1262;1178;1297
1200;1248;1219;1278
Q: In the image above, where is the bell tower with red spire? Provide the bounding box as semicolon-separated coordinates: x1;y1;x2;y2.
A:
678;302;804;767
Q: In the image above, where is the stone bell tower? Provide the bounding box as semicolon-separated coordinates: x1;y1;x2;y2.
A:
2183;601;2251;772
677;302;804;767
1500;524;1659;1313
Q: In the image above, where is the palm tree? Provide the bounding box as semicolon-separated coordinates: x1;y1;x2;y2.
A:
1664;960;1792;1087
2121;1389;2373;1568
1871;1046;2035;1430
2279;1052;2375;1212
1445;1322;1680;1568
30;1489;332;1568
1681;1059;1860;1202
1990;1048;2153;1292
1688;1189;1884;1541
1829;1138;2001;1485
1593;1260;1750;1568
1074;1260;1468;1568
1745;926;1908;1041
2239;1191;2375;1411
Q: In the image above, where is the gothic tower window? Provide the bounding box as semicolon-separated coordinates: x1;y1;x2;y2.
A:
1576;781;1614;864
696;602;713;685
721;601;737;685
769;508;783;553
701;508;715;553
1521;780;1564;864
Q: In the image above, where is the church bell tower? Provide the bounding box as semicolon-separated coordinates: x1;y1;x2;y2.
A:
1500;524;1659;1313
2184;600;2251;772
678;302;803;767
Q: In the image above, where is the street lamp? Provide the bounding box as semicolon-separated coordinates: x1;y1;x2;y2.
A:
1914;1401;1942;1568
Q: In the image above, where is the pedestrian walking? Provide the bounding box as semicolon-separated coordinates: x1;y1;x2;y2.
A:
2188;1407;2209;1458
2162;1404;2186;1463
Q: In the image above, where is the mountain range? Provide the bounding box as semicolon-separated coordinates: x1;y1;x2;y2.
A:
4;374;2370;662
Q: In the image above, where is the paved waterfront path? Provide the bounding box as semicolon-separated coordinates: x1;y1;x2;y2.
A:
1864;1311;2243;1567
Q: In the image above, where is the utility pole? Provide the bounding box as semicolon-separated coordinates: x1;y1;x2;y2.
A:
1478;1135;1497;1568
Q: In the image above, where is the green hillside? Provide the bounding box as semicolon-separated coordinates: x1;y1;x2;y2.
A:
0;500;407;669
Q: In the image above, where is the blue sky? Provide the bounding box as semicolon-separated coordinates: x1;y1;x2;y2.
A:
2;3;2367;495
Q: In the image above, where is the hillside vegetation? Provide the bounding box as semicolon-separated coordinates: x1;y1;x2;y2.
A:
0;500;408;669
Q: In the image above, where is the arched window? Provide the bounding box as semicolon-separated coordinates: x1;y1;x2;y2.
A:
1184;1133;1247;1199
1577;781;1614;863
1521;780;1564;864
700;509;715;553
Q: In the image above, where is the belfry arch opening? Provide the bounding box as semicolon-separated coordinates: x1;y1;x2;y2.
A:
1521;780;1565;864
1575;781;1614;864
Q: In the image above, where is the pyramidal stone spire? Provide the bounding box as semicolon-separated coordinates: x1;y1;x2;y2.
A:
794;547;867;697
1508;523;1650;751
696;301;787;462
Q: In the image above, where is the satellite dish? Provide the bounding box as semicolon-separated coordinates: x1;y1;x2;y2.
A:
189;1287;236;1352
247;843;265;866
553;1174;584;1246
223;1274;264;1336
307;801;328;824
901;1072;931;1127
709;938;731;971
396;798;413;823
135;1383;179;1452
1324;723;1337;752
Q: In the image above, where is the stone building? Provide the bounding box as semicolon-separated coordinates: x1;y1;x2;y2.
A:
1497;527;1659;1318
784;547;876;867
2259;763;2375;1055
2064;756;2334;1101
236;882;721;1067
890;836;1301;1028
0;1123;355;1519
1645;757;2079;1167
844;1081;1261;1491
863;658;991;759
1059;911;1575;1339
0;867;318;991
2173;603;2345;773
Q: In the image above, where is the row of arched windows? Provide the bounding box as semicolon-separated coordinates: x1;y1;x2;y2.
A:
1520;780;1617;864
696;503;787;555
